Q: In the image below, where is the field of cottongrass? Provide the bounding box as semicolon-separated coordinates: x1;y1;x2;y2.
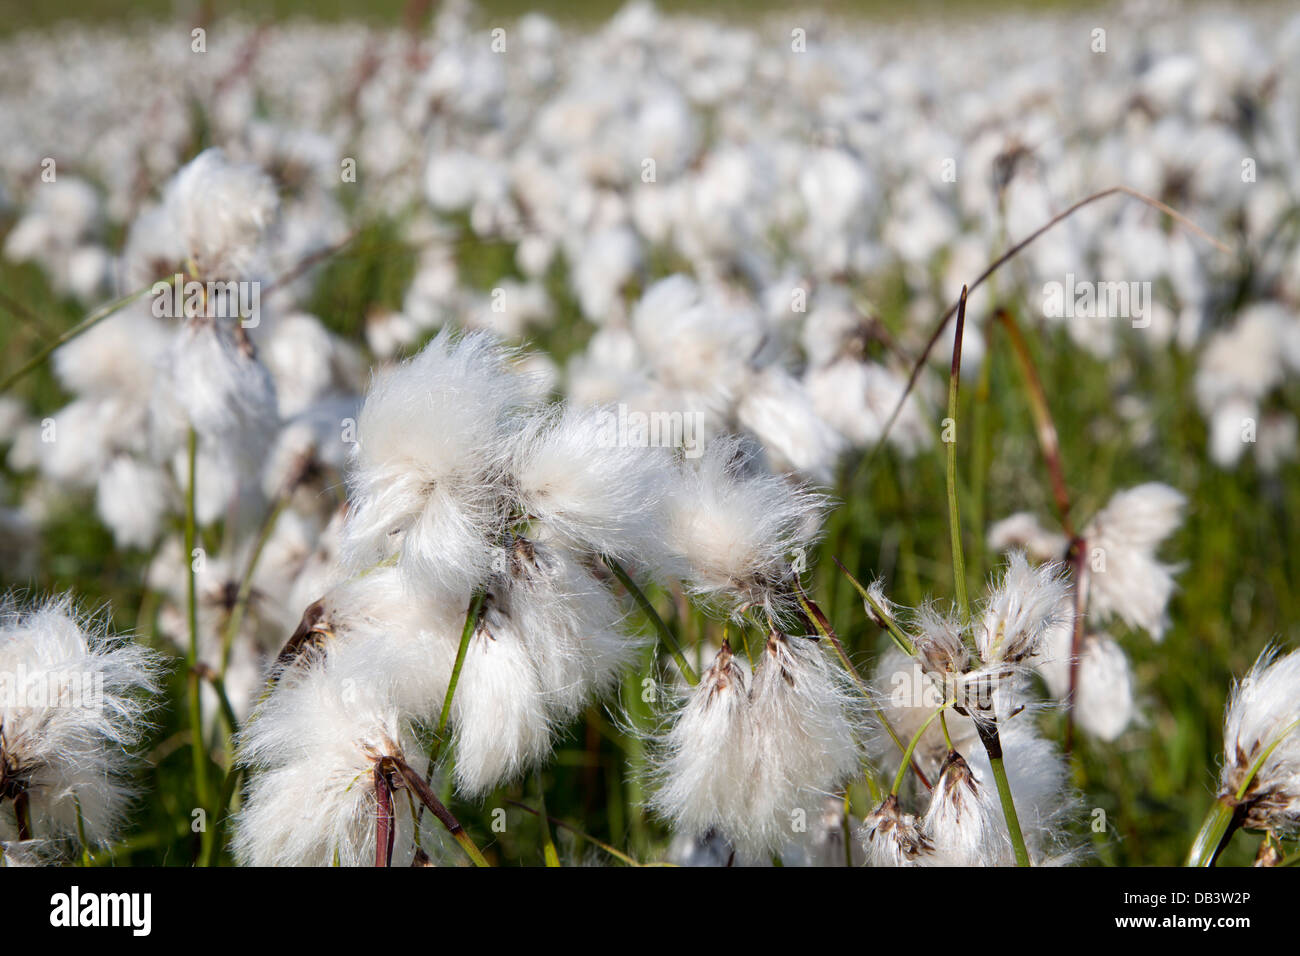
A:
1;0;1299;868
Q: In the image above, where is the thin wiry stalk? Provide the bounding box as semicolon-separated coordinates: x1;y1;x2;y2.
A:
183;426;213;864
945;290;1030;867
859;185;1230;474
505;798;671;866
947;286;972;630
892;703;952;797
605;556;699;686
535;771;560;867
0;283;155;394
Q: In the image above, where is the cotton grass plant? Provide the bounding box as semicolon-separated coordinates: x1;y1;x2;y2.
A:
1;2;1299;868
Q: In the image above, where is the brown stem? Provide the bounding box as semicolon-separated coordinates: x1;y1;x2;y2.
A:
13;789;31;842
994;309;1076;538
386;755;464;838
374;765;395;868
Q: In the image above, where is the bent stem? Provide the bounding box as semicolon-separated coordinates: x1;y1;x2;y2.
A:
387;755;489;867
861;184;1229;473
605;557;698;686
946;292;1030;866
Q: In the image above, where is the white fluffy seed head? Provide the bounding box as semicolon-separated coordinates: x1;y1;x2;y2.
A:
162;148;279;280
859;795;933;867
510;403;672;560
1083;483;1185;641
921;751;1004;866
743;633;862;857
977;551;1071;667
450;601;554;798
0;594;162;856
650;642;753;844
342;329;533;598
495;536;641;721
663;436;826;619
234;654;432;867
1219;647;1300;833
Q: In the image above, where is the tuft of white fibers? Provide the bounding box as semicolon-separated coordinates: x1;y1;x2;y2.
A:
1217;646;1300;834
987;511;1068;564
921;750;1006;866
911;604;970;678
450;593;553;798
976;551;1071;667
743;632;863;857
1082;483;1186;640
0;595;162;858
859;795;934;866
496;536;641;720
234;657;433;867
649;642;754;846
161;147;279;280
275;566;463;725
341;329;534;599
95;455;174;551
1034;626;1137;742
663;436;826;619
161;317;280;475
735;365;845;485
510;404;672;560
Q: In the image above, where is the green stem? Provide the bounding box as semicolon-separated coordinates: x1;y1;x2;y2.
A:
1186;796;1240;867
536;772;560;867
0;284;155;394
605;557;698;686
832;557;915;656
892;703;951;796
433;590;487;761
977;721;1031;866
183;427;213;864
